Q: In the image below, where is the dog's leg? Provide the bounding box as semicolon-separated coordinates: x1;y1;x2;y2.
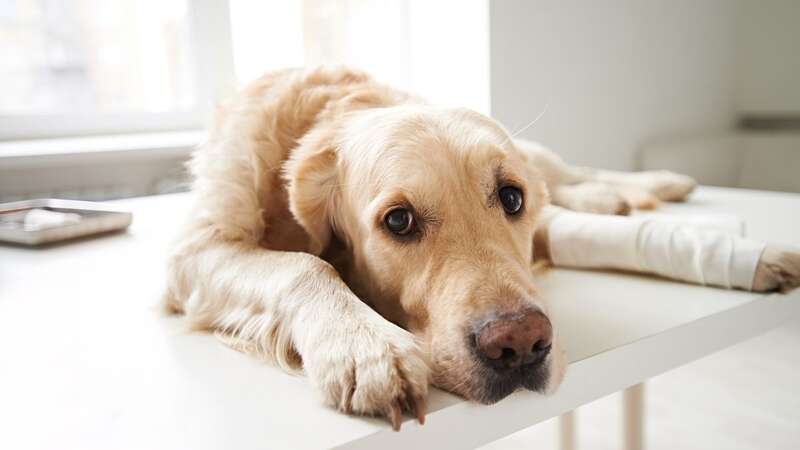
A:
513;139;632;215
513;139;695;213
166;240;428;430
591;169;697;202
550;182;632;215
534;206;800;293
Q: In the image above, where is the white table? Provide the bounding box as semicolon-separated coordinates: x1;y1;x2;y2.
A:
1;187;799;450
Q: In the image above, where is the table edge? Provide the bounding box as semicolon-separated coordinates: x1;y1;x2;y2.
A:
337;289;800;450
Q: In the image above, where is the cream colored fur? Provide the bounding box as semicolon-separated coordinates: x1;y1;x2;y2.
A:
164;67;800;430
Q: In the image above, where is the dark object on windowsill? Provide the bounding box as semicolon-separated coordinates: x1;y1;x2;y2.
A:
738;114;800;132
0;199;132;246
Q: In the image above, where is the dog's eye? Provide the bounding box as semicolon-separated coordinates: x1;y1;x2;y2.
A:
384;208;415;235
499;186;523;215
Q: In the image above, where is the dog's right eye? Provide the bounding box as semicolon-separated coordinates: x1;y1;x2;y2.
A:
384;208;415;235
499;186;523;215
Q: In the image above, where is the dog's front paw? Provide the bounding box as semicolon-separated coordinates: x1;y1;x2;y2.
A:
753;245;800;293
304;321;429;430
553;182;631;215
638;170;697;202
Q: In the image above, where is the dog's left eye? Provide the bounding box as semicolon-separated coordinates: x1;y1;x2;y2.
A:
384;208;415;235
499;186;523;215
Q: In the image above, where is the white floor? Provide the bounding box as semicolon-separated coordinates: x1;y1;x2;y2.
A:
483;318;800;450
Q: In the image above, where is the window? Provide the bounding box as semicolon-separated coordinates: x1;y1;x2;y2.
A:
1;0;194;114
0;0;488;141
229;0;489;114
0;0;234;140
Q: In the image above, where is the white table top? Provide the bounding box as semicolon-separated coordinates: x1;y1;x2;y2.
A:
1;187;799;450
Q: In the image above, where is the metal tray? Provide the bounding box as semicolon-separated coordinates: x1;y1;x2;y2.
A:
0;199;132;246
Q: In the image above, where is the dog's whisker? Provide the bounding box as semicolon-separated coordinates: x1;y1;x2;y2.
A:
501;99;551;146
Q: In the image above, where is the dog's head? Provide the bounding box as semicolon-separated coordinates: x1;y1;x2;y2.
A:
285;105;565;403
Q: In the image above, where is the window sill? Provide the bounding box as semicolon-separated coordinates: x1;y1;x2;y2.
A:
0;131;206;202
0;130;206;169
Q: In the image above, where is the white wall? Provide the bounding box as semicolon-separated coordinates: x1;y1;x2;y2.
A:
489;0;737;170
734;0;800;114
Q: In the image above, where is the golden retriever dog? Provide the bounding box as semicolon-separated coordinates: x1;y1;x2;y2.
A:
164;67;800;430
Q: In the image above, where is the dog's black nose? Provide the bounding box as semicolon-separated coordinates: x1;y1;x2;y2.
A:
475;310;552;370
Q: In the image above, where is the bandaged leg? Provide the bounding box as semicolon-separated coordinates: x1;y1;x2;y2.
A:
545;208;766;291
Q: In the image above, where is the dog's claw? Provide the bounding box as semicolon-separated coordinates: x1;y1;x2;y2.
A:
388;400;402;431
342;385;354;414
411;394;426;425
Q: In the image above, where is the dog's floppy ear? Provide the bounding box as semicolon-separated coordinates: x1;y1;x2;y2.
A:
284;130;340;255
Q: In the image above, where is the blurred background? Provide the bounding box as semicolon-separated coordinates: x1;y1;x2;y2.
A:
1;1;798;449
0;0;489;200
1;0;798;203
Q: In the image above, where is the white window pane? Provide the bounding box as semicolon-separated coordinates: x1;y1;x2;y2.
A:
228;0;489;115
0;0;194;114
228;0;304;83
406;0;489;115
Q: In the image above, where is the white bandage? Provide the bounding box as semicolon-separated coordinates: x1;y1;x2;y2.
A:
632;211;746;236
548;210;765;290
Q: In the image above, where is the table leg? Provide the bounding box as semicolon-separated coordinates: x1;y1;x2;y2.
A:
559;410;576;450
623;383;645;450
